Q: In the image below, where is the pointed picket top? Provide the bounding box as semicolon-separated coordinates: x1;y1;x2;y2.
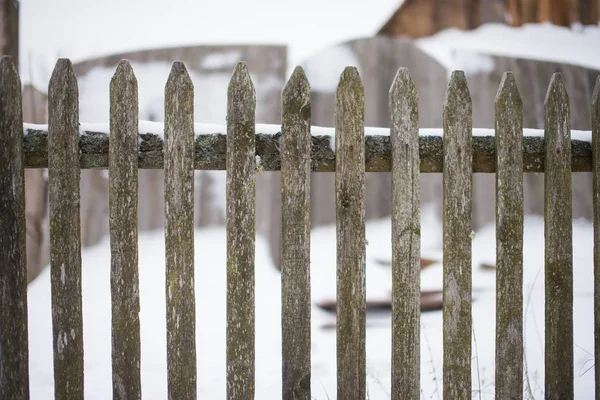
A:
443;71;471;117
165;61;194;102
111;59;136;88
228;62;256;121
544;73;570;144
49;58;78;95
495;72;522;109
282;66;310;113
336;66;363;99
0;55;19;85
389;67;417;100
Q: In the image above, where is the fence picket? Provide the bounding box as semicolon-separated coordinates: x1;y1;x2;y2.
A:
226;62;256;400
281;66;311;400
389;67;420;399
593;75;600;400
335;67;366;400
544;73;573;400
442;71;472;399
494;72;524;399
48;58;84;399
0;56;29;399
109;60;141;400
164;61;197;400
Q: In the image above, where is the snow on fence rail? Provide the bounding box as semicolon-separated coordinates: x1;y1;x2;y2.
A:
0;54;599;399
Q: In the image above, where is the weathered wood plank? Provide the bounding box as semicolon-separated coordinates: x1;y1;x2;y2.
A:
164;61;197;400
494;72;524;400
593;75;600;400
442;71;472;399
22;128;594;173
226;62;256;400
48;58;84;400
280;66;312;400
389;67;420;399
109;60;141;400
335;67;366;400
0;56;29;399
544;72;573;400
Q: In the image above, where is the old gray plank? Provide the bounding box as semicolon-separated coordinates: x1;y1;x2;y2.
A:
280;66;311;400
494;72;524;400
48;58;84;400
0;56;29;399
335;67;366;400
109;60;141;400
226;62;256;400
442;71;472;399
164;61;197;400
593;75;600;400
389;67;420;399
544;73;573;400
22;128;593;173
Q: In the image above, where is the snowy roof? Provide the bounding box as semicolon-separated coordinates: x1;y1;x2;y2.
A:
20;0;403;87
416;22;600;73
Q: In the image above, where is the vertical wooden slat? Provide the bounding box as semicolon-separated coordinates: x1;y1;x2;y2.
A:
281;66;311;400
48;58;84;400
226;62;256;400
389;67;420;399
0;55;29;399
109;60;141;400
544;72;573;400
164;61;197;400
442;71;472;399
494;72;524;400
335;66;366;400
593;75;600;400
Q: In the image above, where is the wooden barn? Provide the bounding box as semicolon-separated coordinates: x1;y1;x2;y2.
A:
379;0;599;38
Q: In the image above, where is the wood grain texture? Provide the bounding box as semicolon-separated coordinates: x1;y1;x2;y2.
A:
389;67;420;400
164;61;197;400
593;75;600;400
280;66;311;400
0;56;29;399
494;72;524;400
544;73;573;400
442;71;472;400
48;58;84;400
226;62;256;400
109;60;141;400
335;67;366;400
22;128;593;173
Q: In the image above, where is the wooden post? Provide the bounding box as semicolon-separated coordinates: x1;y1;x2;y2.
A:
544;73;573;399
494;72;524;399
226;62;256;400
0;55;28;399
389;67;420;400
109;60;141;400
335;67;366;400
48;58;84;400
591;76;599;400
281;66;312;400
0;0;18;67
164;61;197;400
442;71;472;399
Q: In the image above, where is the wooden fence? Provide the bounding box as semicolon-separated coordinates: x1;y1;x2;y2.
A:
0;54;598;399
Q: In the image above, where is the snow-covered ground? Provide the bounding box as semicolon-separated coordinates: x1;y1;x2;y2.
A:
27;205;595;399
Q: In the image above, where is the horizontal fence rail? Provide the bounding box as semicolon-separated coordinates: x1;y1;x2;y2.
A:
1;54;599;400
21;126;593;172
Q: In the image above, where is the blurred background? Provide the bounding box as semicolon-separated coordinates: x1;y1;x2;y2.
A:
5;0;599;282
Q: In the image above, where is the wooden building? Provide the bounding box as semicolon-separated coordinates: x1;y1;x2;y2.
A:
379;0;599;38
